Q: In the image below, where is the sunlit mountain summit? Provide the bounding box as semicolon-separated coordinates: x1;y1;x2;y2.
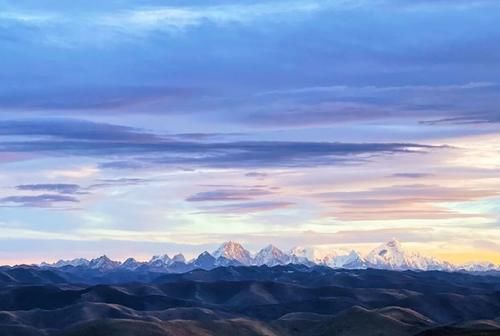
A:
38;240;498;273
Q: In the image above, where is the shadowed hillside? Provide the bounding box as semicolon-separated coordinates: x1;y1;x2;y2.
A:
1;266;500;335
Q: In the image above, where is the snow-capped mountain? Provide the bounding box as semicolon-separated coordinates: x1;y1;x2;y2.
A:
37;239;499;273
121;257;142;270
324;250;367;269
365;239;452;271
288;246;320;264
459;262;499;272
148;254;171;268
254;245;290;266
288;246;366;269
88;255;120;271
212;241;252;265
191;251;217;270
42;258;90;268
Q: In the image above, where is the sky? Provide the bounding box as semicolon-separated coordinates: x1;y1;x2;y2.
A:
0;0;499;265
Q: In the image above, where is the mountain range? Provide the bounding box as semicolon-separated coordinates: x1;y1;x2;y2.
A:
38;239;499;273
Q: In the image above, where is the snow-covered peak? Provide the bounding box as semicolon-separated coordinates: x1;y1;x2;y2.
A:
324;250;367;269
213;241;252;265
289;246;366;269
191;251;216;269
122;257;142;270
197;251;213;259
460;261;499;272
148;254;171;267
89;255;120;271
194;251;215;262
288;246;325;264
289;246;341;262
254;244;290;266
366;240;450;271
48;258;90;268
367;240;407;267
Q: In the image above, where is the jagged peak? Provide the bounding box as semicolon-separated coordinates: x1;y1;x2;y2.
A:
149;254;171;263
213;241;247;254
216;240;244;249
91;255;111;261
213;241;252;264
259;244;282;253
199;251;212;257
88;255;120;270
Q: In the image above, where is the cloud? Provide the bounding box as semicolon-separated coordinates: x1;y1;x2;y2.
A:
421;114;500;125
16;183;83;194
245;172;268;178
47;166;99;179
101;141;439;169
0;194;79;208
317;184;499;221
2;0;500;133
186;188;272;202
98;2;323;32
0;119;161;141
89;178;150;189
0;86;196;111
0;119;444;169
390;173;433;179
259;82;496;96
198;201;293;214
246;83;500;127
472;239;500;251
392;0;500;10
0;11;58;27
319;184;499;201
173;133;245;141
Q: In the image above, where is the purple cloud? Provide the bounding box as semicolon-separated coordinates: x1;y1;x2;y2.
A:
186;188;273;202
390;173;433;179
16;184;83;194
198;201;294;214
1;194;79;208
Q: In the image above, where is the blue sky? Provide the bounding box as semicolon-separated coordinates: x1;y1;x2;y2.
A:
0;0;499;264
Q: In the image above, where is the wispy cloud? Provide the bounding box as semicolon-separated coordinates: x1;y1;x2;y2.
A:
390;173;433;179
245;172;268;178
0;119;161;141
246;82;500;127
186;188;273;202
16;183;83;194
421;114;500;125
0;11;58;24
99;2;323;32
0;86;194;111
198;201;294;214
317;184;499;220
88;178;150;189
258;82;497;96
0;194;79;208
0;118;444;169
